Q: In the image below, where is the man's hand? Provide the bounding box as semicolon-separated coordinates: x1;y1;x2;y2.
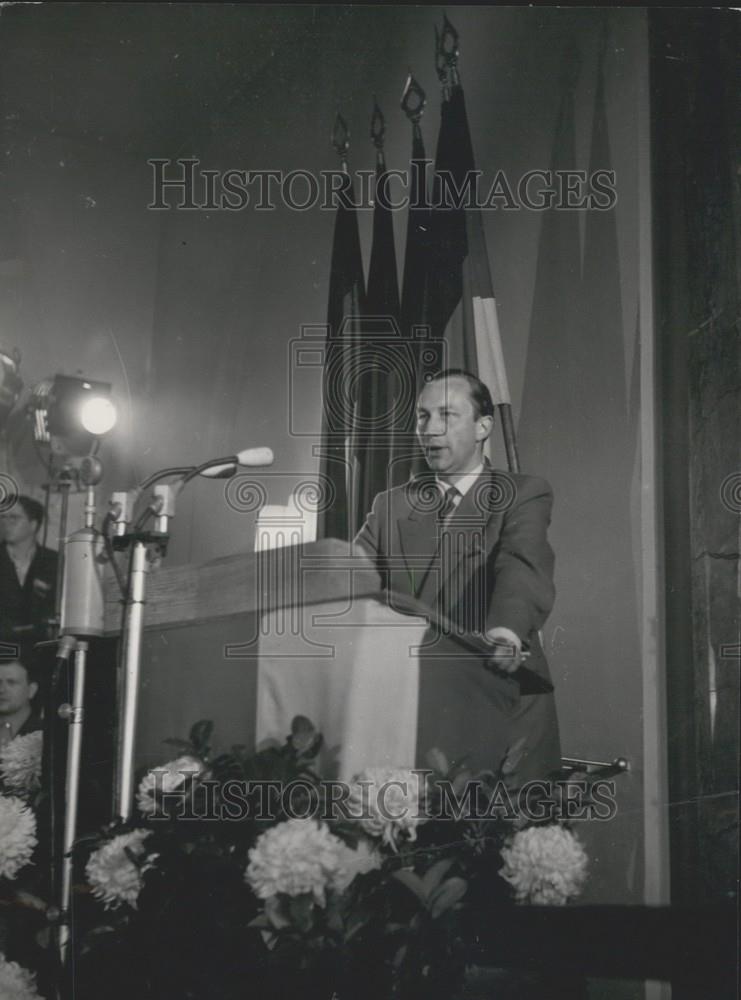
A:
484;626;523;674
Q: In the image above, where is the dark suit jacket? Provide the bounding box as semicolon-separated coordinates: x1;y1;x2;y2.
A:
0;542;58;644
354;465;561;781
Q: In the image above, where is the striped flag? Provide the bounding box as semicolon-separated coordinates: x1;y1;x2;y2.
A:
428;78;516;468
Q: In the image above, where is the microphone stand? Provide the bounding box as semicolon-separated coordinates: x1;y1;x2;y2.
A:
45;480;106;997
110;448;273;819
111;485;173;820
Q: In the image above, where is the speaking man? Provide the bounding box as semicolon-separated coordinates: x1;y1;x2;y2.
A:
355;368;560;783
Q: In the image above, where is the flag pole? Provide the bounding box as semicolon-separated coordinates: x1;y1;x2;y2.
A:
436;16;521;475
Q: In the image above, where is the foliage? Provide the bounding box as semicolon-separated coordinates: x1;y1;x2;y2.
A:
1;717;593;1000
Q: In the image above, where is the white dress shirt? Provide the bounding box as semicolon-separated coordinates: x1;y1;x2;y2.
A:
435;462;485;510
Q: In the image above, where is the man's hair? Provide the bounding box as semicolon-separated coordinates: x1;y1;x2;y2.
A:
16;496;44;530
0;656;37;687
426;368;495;419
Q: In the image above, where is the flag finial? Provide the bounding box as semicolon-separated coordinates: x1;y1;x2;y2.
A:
435;15;460;92
370;98;385;151
332;111;350;167
400;73;427;124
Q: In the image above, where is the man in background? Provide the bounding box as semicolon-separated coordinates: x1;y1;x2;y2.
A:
0;657;41;747
0;496;58;644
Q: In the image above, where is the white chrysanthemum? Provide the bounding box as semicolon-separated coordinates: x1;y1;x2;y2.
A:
0;732;43;796
331;837;383;893
246;819;364;906
0;795;37;880
347;768;425;851
0;953;43;1000
85;829;158;910
499;825;588;905
136;755;205;816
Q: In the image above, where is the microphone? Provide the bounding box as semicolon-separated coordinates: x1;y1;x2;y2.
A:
235;447;274;468
180;447;274;488
199;464;237;479
196;447;274;479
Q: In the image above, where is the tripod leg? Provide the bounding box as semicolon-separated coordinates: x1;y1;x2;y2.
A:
57;641;87;970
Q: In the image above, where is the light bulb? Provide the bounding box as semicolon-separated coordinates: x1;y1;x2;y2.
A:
79;396;117;435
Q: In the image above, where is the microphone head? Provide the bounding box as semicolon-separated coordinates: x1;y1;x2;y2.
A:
236;447;274;468
200;463;237;479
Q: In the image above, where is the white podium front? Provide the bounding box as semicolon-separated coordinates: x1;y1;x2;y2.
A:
257;597;429;780
104;540;542;780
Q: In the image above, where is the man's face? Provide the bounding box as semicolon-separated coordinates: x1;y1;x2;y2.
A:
0;662;37;717
416;377;492;477
1;508;38;546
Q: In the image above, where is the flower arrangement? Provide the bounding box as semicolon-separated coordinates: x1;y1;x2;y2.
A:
0;953;43;1000
0;732;43;797
499;823;588;905
0;716;595;1000
85;828;159;909
0;794;37;880
136;754;207;816
347;767;425;850
245;817;381;905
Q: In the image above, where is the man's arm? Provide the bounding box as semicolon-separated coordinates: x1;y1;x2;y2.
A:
485;476;555;672
353;492;382;559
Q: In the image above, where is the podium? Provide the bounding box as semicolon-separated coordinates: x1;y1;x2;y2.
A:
102;539;553;781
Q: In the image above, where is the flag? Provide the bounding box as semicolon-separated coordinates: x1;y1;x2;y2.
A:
516;43;642;902
348;151;401;533
426;78;514;466
317;165;366;541
394;109;434;484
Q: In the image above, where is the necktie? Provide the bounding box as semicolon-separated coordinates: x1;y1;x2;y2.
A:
438;485;460;521
0;722;13;748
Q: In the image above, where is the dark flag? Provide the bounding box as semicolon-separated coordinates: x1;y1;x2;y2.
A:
348;104;402;533
427;22;516;469
317;115;367;541
394;75;434;484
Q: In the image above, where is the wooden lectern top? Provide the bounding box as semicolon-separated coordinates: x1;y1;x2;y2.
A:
103;539;382;635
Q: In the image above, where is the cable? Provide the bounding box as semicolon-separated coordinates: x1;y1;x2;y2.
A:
100;513;127;599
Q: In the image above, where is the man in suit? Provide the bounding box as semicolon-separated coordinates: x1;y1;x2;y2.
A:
0;496;58;645
354;368;560;783
0;657;42;747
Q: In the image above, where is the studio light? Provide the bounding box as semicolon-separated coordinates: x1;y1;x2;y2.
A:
80;395;117;435
30;374;117;454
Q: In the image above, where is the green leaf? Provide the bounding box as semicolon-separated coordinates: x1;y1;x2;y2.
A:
452;768;474;795
426;748;449;776
500;737;527;776
189;720;214;752
162;738;194;753
288;894;316;933
344;909;371;942
265;895;292;929
392;943;408;970
421;858;455;896
391;869;427;904
428;877;467;919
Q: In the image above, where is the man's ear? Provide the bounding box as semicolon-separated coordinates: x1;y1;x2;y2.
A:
476;415;494;441
29;681;39;701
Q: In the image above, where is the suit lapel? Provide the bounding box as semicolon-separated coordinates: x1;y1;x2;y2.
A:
397;477;445;598
419;467;505;615
397;467;509;604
